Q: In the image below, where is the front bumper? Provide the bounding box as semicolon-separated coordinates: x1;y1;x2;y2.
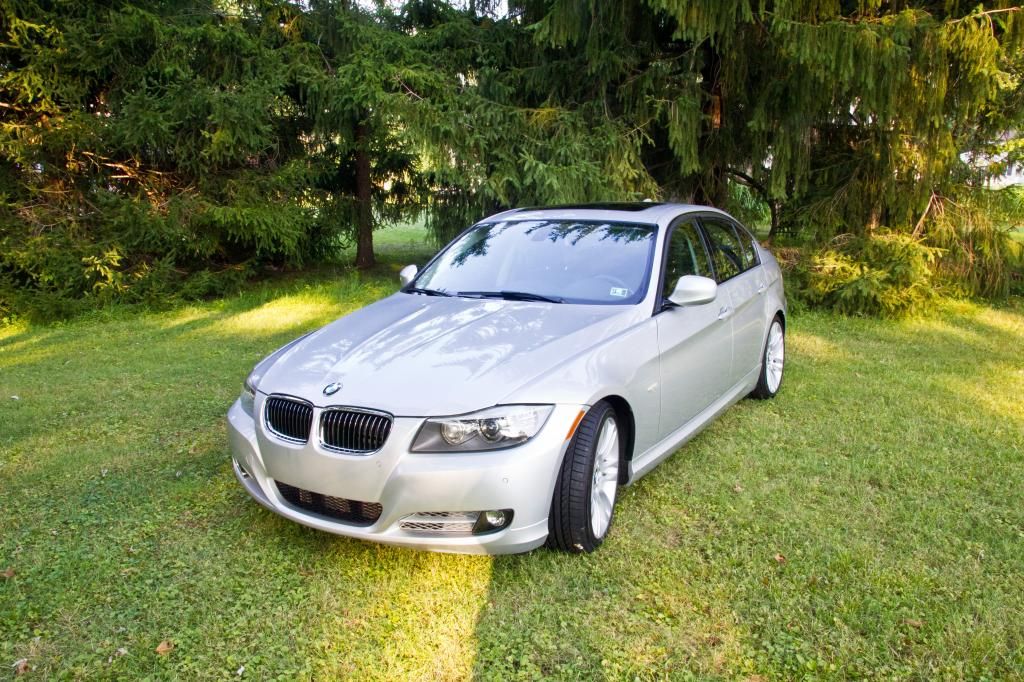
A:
226;397;582;554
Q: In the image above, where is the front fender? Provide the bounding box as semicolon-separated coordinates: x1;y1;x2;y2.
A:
499;317;661;458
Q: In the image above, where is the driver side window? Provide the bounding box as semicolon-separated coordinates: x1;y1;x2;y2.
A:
662;220;712;299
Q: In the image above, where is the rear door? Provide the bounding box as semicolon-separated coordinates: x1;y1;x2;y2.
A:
699;216;766;384
655;217;734;437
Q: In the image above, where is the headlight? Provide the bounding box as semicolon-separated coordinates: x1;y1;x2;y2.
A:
411;405;554;452
239;377;256;417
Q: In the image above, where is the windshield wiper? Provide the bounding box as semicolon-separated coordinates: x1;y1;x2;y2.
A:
457;290;564;303
404;286;452;297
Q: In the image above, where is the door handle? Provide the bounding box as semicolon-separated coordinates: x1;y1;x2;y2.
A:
757;282;767;294
717;306;732;320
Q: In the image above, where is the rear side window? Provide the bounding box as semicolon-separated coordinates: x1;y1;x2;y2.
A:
735;223;760;270
662;220;713;299
701;218;745;282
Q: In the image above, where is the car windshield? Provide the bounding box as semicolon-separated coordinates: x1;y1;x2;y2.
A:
411;220;657;305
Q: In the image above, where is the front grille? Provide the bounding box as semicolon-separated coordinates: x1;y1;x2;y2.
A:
274;481;382;526
320;408;392;453
264;396;313;443
399;511;480;535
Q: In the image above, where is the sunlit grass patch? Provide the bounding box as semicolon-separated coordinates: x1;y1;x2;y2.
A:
153;306;219;330
216;292;341;336
974;301;1024;335
309;549;492;681
938;360;1024;424
788;329;851;364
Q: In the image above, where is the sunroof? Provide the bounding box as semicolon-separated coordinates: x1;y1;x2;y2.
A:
521;202;665;212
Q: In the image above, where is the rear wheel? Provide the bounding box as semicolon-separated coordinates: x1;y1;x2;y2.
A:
547;401;621;553
751;316;785;399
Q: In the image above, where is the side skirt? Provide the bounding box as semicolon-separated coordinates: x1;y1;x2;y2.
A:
626;367;760;484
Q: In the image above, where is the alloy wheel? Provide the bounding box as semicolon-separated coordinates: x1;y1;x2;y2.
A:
590;417;619;538
765;320;785;393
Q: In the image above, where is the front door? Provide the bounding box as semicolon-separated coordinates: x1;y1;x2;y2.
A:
655;218;734;438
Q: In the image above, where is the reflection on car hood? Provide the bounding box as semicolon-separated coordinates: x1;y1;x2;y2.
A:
258;292;640;415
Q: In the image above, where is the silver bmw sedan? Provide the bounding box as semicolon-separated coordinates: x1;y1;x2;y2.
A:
227;203;786;554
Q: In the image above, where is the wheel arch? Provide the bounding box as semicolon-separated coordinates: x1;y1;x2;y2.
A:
757;308;786;353
596;394;635;485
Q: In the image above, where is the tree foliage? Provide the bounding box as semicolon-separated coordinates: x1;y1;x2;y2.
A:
1;1;315;317
1;0;1021;319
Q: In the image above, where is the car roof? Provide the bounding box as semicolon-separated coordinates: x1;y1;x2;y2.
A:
485;202;730;225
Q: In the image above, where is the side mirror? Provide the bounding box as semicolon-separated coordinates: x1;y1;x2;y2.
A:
399;264;418;287
667;275;717;307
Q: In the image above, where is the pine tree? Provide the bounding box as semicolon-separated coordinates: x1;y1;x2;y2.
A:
286;1;425;268
500;0;1023;290
2;0;1020;316
0;0;318;314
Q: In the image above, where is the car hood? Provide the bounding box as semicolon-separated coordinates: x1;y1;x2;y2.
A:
257;292;640;416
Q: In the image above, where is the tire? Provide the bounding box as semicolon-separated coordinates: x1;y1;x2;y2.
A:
750;315;785;399
547;401;621;553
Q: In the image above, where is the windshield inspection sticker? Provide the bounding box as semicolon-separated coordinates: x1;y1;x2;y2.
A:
609;287;630;297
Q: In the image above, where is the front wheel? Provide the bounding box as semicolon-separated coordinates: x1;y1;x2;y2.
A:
547;401;621;553
750;316;785;399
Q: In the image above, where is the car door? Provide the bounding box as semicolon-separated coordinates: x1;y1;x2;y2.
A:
655;217;735;438
700;216;766;384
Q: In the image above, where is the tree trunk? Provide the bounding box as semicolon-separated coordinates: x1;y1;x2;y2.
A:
354;121;374;269
724;166;780;240
767;200;780;241
695;42;727;207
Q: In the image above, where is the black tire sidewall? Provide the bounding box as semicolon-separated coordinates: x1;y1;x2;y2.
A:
547;401;621;552
753;317;784;399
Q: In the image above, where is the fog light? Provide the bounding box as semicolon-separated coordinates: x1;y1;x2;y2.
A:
473;509;513;535
484;510;506;527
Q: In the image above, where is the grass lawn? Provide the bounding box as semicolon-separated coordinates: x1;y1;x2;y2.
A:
2;224;1023;679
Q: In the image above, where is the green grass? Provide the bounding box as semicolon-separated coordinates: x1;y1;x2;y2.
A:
2;224;1023;679
338;217;437;265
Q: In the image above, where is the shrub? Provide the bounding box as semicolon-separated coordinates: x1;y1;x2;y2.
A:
926;186;1024;298
794;230;942;317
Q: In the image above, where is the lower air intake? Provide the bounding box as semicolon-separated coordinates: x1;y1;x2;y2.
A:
398;511;480;535
274;481;382;526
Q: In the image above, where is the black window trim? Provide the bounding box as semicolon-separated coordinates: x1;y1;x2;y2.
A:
730;218;762;270
653;213;715;315
696;214;760;285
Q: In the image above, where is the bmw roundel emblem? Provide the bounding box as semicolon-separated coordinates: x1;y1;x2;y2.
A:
323;382;343;396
